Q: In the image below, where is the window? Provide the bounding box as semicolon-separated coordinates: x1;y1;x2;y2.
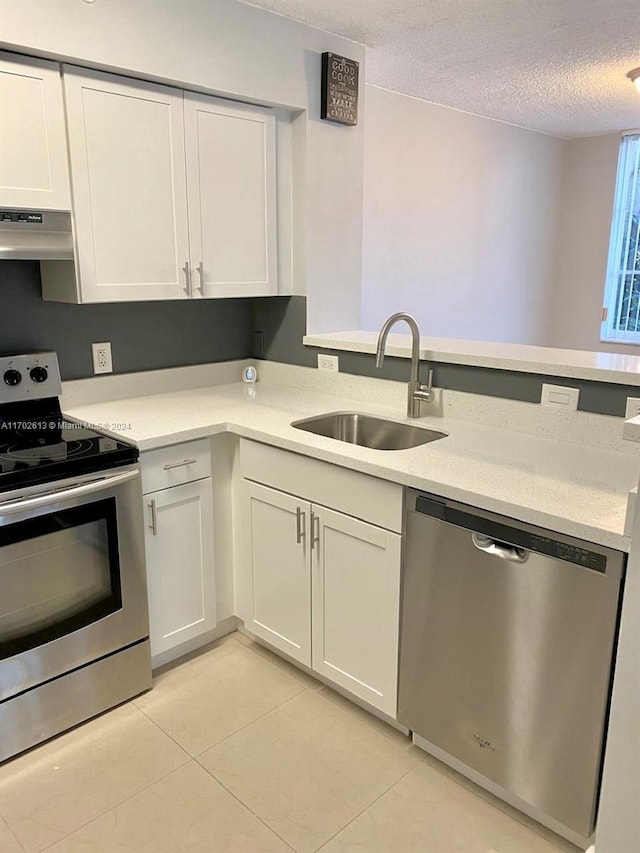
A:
602;133;640;343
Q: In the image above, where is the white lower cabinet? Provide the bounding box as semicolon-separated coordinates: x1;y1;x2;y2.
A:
143;477;216;658
312;506;401;718
240;442;403;717
243;482;311;665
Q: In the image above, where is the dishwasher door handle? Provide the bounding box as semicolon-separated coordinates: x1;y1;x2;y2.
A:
471;533;528;563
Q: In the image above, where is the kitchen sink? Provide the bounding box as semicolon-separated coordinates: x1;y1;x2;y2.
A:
291;412;447;451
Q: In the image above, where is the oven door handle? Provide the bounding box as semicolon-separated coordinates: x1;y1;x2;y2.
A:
0;469;139;516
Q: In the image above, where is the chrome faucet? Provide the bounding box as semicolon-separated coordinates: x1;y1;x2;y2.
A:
375;312;433;418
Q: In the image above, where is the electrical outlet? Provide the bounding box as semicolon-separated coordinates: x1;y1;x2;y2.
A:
317;353;339;372
540;383;579;410
92;342;113;375
625;397;640;419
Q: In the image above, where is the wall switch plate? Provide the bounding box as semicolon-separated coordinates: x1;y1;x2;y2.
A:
541;383;579;410
318;353;339;372
625;397;640;420
92;342;113;374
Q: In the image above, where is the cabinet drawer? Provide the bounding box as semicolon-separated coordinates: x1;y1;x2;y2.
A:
239;439;403;533
141;439;211;494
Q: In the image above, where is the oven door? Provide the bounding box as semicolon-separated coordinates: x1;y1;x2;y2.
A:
0;466;148;701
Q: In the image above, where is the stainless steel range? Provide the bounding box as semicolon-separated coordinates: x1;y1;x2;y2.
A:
0;351;151;763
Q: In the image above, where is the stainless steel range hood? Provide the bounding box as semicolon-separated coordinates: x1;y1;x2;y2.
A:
0;210;73;260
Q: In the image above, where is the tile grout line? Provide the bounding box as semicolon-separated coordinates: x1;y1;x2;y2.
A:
420;754;580;852
181;642;304;848
3;819;26;853
192;683;315;757
230;631;317;683
5;631;569;853
489;796;581;851
195;638;424;853
32;706;192;853
313;758;423;852
235;634;575;850
233;632;414;747
230;632;320;686
315;687;415;749
154;639;455;852
131;635;301;843
139;632;322;757
137;634;315;760
35;750;293;853
159;633;304;849
133;699;202;758
195;763;298;853
188;643;390;852
36;763;191;853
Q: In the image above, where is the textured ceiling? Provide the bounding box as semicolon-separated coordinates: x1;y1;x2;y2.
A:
244;0;640;137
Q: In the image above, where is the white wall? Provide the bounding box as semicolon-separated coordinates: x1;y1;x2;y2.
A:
0;1;629;354
360;85;566;345
0;0;365;334
547;133;638;354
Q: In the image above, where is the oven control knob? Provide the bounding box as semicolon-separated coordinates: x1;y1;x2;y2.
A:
30;366;48;383
3;369;22;387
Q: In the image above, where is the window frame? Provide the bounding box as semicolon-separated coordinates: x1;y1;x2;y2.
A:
601;130;640;344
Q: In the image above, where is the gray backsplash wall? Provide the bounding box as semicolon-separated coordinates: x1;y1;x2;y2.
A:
0;261;252;380
0;268;634;419
251;295;639;418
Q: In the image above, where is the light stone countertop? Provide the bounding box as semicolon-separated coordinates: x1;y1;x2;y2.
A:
65;381;639;552
304;330;640;386
623;414;640;443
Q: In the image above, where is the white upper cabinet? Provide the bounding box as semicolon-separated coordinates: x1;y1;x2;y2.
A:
42;67;279;302
62;68;190;302
185;93;278;298
0;52;70;210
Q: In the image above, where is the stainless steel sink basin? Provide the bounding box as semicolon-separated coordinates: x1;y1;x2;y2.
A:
291;412;447;451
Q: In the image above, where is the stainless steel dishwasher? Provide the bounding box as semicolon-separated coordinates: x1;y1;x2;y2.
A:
398;490;625;844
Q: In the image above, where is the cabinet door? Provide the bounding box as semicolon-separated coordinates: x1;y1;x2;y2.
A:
0;52;70;210
185;93;277;298
312;506;402;717
63;68;190;302
144;479;216;657
242;481;310;665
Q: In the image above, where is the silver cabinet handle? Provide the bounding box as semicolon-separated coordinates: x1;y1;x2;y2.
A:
310;510;320;552
163;458;197;470
197;260;205;295
148;498;158;535
183;260;192;296
471;533;528;563
296;506;305;544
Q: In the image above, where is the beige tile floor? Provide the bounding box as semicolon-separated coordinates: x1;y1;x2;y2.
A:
0;633;582;853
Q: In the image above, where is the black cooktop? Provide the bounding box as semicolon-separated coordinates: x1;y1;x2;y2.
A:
0;398;138;492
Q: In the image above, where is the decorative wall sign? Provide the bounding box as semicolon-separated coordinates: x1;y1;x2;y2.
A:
321;52;359;126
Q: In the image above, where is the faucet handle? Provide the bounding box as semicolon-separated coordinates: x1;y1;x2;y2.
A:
425;368;433;392
414;368;434;402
